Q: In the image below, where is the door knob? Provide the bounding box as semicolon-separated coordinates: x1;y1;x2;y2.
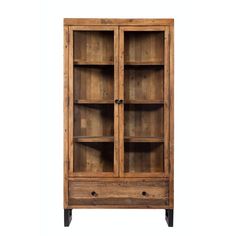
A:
115;99;124;104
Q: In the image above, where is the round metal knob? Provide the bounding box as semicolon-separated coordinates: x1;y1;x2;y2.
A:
115;99;124;104
142;191;147;196
91;191;97;197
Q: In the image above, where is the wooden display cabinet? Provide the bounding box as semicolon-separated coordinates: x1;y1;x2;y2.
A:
64;18;174;227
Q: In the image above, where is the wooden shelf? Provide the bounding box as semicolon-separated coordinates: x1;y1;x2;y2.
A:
74;99;114;104
74;136;114;142
74;136;163;143
124;61;164;66
124;136;164;142
125;100;164;104
75;100;164;104
74;60;114;65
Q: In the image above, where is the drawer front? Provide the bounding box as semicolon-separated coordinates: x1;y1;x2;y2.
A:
68;179;169;206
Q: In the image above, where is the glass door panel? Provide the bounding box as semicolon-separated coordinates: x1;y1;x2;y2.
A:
119;27;169;177
69;26;119;177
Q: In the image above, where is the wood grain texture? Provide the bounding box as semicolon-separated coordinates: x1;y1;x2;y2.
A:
113;27;119;177
124;61;164;65
164;27;170;176
124;66;164;101
74;104;114;137
73;142;114;173
74;136;114;142
124;143;164;174
73;31;114;64
68;177;169;181
64;18;174;26
124;31;164;65
124;136;164;142
169;24;174;208
70;172;115;178
68;179;169;206
64;26;69;208
74;99;114;104
125;100;164;104
74;66;114;101
68;27;74;175
123;172;167;178
124;104;164;137
74;60;113;65
118;28;125;177
64;19;174;210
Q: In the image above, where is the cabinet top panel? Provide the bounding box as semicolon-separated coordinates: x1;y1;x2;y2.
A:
64;18;174;26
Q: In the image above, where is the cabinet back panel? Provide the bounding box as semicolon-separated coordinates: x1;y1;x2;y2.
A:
124;143;164;173
74;66;114;100
74;104;114;136
73;31;114;63
73;143;114;172
124;31;164;64
124;66;163;100
124;104;164;137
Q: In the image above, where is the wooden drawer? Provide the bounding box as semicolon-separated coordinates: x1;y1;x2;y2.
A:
68;179;169;207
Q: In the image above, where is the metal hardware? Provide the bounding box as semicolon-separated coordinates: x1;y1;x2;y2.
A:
115;99;124;104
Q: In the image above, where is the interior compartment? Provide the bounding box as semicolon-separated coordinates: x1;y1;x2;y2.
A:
73;31;114;64
124;65;164;101
74;104;114;137
73;142;114;172
124;143;164;173
124;31;164;64
74;66;114;101
124;104;164;137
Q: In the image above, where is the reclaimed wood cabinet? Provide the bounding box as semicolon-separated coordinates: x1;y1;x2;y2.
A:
64;18;174;227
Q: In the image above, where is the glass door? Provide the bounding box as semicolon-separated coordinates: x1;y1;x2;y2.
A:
119;26;170;177
68;26;119;177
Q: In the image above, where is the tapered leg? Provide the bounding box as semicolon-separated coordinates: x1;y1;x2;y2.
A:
165;209;173;227
64;209;72;227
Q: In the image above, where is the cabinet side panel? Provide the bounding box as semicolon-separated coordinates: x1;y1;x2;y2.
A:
64;26;69;208
164;27;170;176
68;28;74;174
169;24;174;208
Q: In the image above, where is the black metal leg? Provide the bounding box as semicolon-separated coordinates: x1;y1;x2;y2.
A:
165;209;173;227
64;209;72;227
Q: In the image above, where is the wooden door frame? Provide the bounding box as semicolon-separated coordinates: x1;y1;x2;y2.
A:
66;26;119;178
118;26;171;178
64;25;69;208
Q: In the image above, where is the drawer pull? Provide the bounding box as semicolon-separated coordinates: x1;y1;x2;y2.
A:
142;191;147;196
91;191;97;197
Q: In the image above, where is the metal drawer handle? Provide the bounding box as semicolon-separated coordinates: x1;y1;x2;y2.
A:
142;191;147;196
91;191;97;197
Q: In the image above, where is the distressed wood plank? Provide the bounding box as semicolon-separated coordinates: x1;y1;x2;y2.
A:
169;24;174;208
114;27;119;177
64;26;69;208
164;26;170;176
64;18;174;26
69;180;169;206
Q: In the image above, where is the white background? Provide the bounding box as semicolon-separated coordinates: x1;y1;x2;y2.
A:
0;0;236;235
